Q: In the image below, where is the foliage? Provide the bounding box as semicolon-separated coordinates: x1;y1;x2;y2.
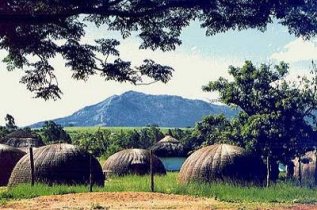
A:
4;114;17;131
71;126;165;158
193;114;231;146
1;1;317;99
67;126;197;157
72;129;111;157
192;113;252;149
0;126;9;139
203;61;317;180
0;114;17;139
40;121;71;144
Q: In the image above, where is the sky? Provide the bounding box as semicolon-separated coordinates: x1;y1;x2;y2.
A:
0;21;316;126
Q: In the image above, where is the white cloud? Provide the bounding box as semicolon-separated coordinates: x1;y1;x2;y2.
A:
271;38;317;63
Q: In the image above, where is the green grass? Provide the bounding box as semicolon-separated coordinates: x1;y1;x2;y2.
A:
0;184;104;201
104;173;317;204
1;173;316;205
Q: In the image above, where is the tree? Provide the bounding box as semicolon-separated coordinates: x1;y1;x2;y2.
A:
203;61;317;184
72;129;111;157
193;113;247;147
1;1;317;99
41;121;71;143
0;126;9;139
5;114;17;131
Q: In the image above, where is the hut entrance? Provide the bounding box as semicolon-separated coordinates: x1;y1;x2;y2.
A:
130;163;148;175
130;163;149;175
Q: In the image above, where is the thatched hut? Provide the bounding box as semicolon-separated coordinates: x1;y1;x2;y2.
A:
103;149;166;176
0;144;26;186
8;143;104;186
293;151;317;184
178;144;266;184
2;129;44;152
150;135;187;171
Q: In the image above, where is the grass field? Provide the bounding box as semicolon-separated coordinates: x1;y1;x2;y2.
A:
63;126;187;141
64;126;188;134
1;173;316;205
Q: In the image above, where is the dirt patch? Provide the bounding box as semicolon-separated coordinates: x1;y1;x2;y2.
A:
0;192;316;210
1;192;226;210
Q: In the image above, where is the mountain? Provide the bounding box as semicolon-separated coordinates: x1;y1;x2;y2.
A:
30;91;237;128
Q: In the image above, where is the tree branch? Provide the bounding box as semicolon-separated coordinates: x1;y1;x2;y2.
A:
0;0;198;24
135;80;159;86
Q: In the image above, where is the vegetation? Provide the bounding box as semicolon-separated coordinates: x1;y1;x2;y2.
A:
0;184;104;201
1;1;317;99
0;127;9;139
4;114;17;132
1;173;316;204
0;114;17;138
40;121;71;144
71;125;166;158
203;61;317;183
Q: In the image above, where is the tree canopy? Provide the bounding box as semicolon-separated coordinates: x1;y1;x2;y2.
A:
41;121;71;143
1;0;317;99
4;114;17;131
203;61;317;165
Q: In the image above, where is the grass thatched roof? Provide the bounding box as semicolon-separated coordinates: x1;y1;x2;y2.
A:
293;151;316;182
103;149;166;176
151;136;186;157
0;144;26;186
3;129;44;149
178;144;266;184
8;143;104;186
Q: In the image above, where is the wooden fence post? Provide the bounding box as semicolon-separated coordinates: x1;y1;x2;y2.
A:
29;146;35;186
298;156;302;186
150;150;154;192
89;154;93;192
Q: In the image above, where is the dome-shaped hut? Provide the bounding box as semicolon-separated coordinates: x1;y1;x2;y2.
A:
293;151;316;184
0;144;26;186
150;136;187;171
178;144;266;184
2;129;44;152
9;143;104;186
103;149;166;176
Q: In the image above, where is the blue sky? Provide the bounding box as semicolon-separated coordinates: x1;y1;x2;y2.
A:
180;21;295;60
0;21;316;126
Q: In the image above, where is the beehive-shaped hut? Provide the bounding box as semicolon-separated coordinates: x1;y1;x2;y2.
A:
293;151;316;184
3;129;44;152
9;143;104;186
103;149;166;176
151;136;187;171
178;144;266;183
0;144;26;186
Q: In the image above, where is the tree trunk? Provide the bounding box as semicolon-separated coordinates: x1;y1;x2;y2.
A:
315;151;317;186
266;155;270;187
270;160;279;182
286;161;294;179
